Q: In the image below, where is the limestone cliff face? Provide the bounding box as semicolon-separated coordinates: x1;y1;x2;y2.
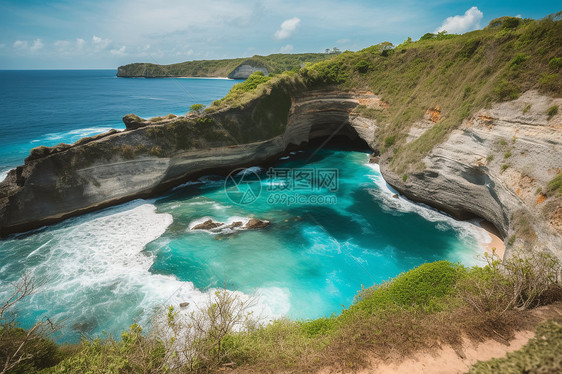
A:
381;91;562;258
0;90;379;236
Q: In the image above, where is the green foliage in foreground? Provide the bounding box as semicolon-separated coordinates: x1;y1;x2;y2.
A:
468;320;562;373
351;261;464;314
3;251;562;373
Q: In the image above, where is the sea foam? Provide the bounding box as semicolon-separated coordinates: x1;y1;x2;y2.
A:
0;200;282;342
365;161;490;264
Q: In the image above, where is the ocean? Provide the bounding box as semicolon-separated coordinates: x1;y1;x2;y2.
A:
0;70;490;343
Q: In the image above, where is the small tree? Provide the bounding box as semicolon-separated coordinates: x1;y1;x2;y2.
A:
0;274;59;374
189;104;206;115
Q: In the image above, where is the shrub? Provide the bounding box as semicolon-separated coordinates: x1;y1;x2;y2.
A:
189;103;206;115
504;150;511;158
494;79;520;100
548;57;562;70
547;173;562;195
402;173;408;182
354;60;372;73
501;164;509;171
354;261;465;313
547;105;558;120
1;274;62;374
458;250;561;319
509;54;528;69
120;145;135;159
149;116;163;122
384;135;396;148
502;17;522;29
148;146;162;157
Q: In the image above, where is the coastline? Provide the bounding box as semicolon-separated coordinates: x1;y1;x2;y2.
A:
177;76;232;80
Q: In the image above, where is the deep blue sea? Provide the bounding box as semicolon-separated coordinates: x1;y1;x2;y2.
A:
0;70;236;179
0;70;491;343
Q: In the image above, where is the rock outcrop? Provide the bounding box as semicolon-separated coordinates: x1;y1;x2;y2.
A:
0;88;379;237
381;91;562;259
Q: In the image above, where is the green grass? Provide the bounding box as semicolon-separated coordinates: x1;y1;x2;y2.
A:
547;104;559;119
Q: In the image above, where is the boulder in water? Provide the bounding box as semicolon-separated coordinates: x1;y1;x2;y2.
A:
192;219;224;230
245;218;270;229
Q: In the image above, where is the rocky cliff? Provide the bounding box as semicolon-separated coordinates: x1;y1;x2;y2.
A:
0;86;379;237
380;91;562;259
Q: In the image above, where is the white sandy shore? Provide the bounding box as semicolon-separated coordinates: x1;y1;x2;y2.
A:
477;220;506;259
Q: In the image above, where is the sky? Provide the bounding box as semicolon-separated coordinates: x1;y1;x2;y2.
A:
0;0;560;69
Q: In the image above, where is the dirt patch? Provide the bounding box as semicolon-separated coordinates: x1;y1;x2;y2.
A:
317;303;562;374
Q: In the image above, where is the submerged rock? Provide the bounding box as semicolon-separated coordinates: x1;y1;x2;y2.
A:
245;218;270;229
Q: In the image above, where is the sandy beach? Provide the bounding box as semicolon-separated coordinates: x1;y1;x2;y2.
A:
479;220;505;259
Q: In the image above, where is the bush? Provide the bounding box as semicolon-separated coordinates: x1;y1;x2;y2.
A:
384;135;396;148
354;261;465;313
509;54;528;69
354;60;372;73
458;250;561;319
549;57;562;70
502;17;522;29
494;79;520;100
547;173;562;195
1;274;61;374
547;105;558;120
189;103;206;115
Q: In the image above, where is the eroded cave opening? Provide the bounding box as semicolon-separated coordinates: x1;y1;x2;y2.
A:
290;121;372;154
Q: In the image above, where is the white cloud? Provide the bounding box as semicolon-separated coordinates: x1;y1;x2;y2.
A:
274;17;300;40
54;40;71;49
435;6;483;34
279;44;294;52
92;35;111;50
30;39;44;51
76;38;85;48
13;39;43;52
13;40;27;49
110;46;127;56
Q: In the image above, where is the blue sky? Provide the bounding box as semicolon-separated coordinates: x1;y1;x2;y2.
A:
0;0;560;69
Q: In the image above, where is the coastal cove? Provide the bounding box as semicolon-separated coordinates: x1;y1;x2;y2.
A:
0;70;497;344
0;146;494;344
